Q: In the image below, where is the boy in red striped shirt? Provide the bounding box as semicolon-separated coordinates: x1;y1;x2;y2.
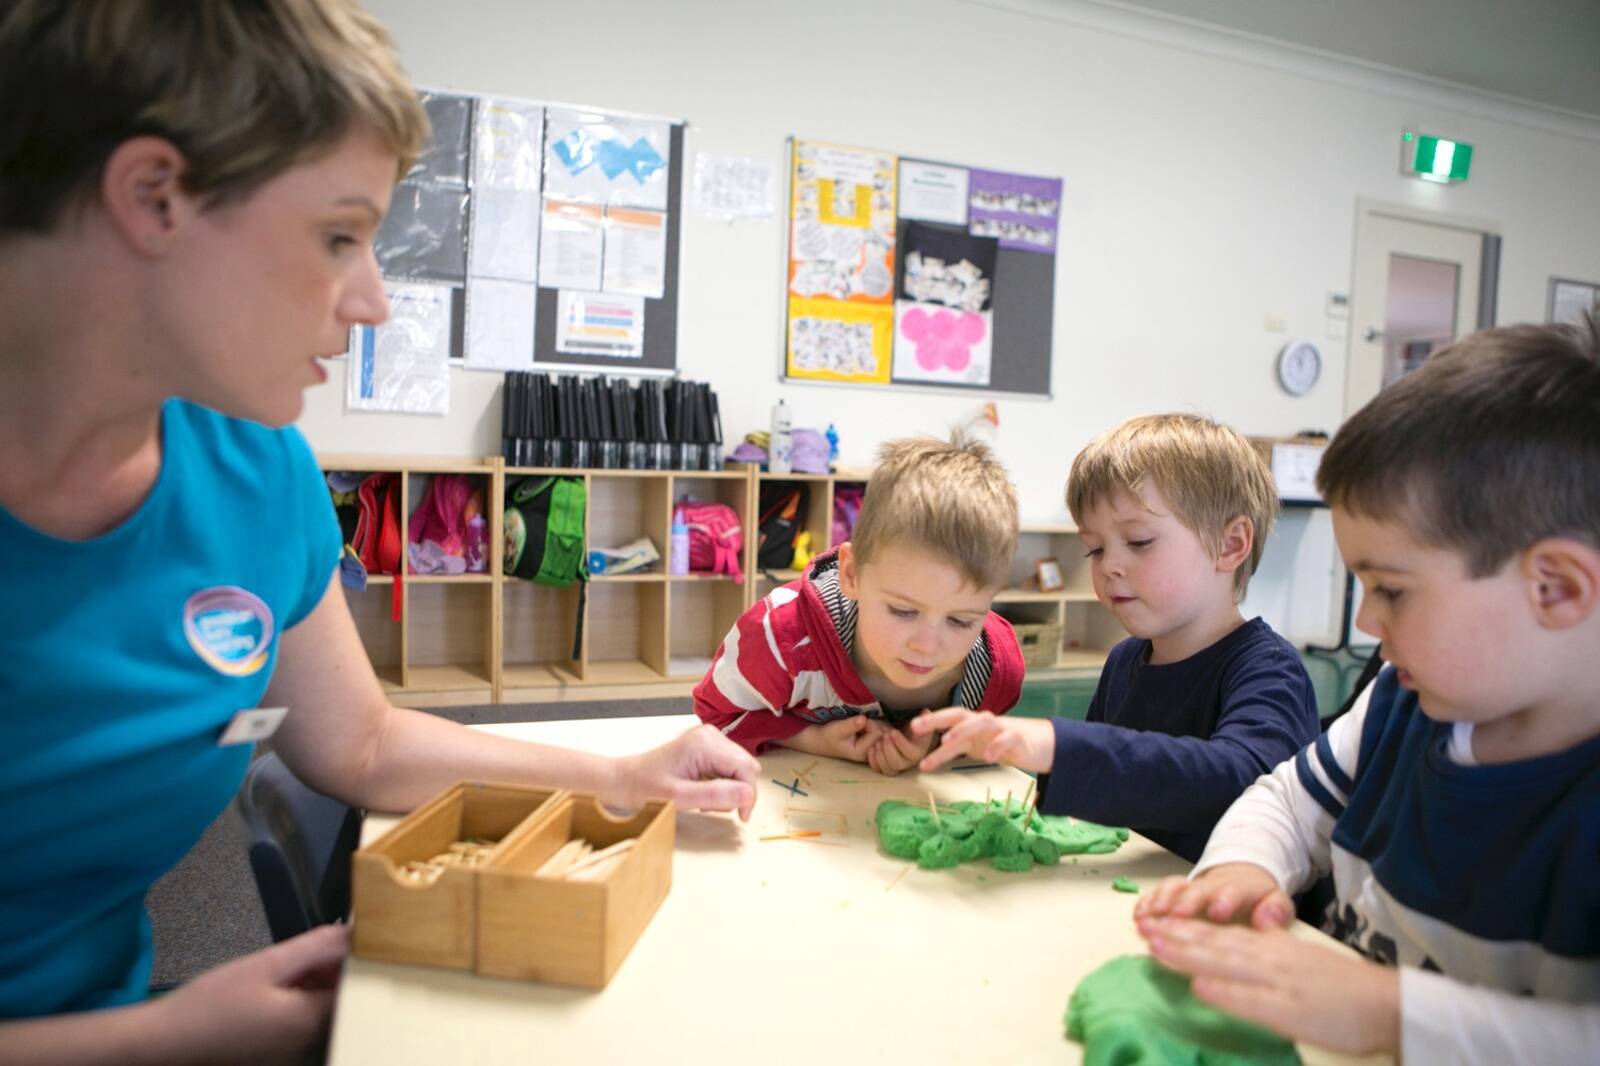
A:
694;434;1026;775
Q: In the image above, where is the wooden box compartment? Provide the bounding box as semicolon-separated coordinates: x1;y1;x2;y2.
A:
351;783;560;970
477;793;674;989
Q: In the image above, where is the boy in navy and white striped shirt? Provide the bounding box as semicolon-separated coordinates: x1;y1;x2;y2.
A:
1137;317;1600;1064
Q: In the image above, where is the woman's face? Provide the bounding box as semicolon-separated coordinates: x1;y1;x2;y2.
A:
153;130;397;427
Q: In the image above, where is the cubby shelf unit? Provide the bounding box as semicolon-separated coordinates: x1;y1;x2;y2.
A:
318;457;1125;706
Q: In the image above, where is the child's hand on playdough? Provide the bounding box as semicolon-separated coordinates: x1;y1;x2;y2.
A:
865;724;936;776
1134;863;1293;929
1138;918;1401;1057
911;708;1055;774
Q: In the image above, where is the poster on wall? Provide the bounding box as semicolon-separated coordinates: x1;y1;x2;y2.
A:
544;108;671;210
783;139;898;383
898;160;969;225
782;139;1059;395
967;168;1061;254
891;221;996;385
555;290;645;359
345;282;451;415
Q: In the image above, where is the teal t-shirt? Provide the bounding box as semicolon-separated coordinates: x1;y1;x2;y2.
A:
0;399;340;1018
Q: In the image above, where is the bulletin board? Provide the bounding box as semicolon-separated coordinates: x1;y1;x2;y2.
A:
781;138;1059;397
350;91;684;414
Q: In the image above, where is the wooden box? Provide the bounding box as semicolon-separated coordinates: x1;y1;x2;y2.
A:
350;782;673;989
477;794;674;988
350;782;560;970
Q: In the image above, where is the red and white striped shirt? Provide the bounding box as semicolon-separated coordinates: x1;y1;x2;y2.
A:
693;551;1025;753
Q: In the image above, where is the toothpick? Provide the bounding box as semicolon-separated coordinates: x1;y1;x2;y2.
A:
1020;779;1036;814
885;865;912;892
795;760;818;778
985;786;991;808
565;838;635;876
566;852;630;881
786;805;846;817
1005;790;1013;817
535;838;587;878
759;830;823;841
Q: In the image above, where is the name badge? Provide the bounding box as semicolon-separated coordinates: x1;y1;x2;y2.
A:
217;706;288;746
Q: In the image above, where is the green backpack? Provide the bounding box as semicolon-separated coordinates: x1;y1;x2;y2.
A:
504;476;588;586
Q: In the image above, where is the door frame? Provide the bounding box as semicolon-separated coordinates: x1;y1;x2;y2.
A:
1344;198;1501;418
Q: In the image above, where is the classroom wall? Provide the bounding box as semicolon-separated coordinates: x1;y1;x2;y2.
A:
299;0;1600;644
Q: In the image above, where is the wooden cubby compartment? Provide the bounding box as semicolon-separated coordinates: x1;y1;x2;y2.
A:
748;472;862;595
994;523;1127;673
320;455;500;706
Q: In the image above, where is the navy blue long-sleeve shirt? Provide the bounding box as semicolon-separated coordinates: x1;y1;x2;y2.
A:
1038;617;1318;862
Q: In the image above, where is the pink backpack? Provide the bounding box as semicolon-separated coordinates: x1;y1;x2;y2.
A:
832;484;864;549
679;500;744;583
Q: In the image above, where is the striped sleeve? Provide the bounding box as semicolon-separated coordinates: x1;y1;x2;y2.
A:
691;589;807;754
1191;681;1373;892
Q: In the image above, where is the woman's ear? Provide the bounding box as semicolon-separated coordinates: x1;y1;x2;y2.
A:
99;136;190;256
837;540;859;599
1521;537;1600;630
1214;515;1255;576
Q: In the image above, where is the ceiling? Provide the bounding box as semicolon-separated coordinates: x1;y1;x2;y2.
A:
1102;0;1600;118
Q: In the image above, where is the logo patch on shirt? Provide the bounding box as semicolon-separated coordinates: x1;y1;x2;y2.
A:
184;586;274;676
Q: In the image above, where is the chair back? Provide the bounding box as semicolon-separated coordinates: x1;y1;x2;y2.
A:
236;752;361;942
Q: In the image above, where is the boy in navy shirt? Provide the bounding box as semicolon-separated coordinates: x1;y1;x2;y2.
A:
1136;320;1600;1062
916;414;1318;861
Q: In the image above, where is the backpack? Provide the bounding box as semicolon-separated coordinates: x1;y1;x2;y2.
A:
756;483;808;570
832;483;864;548
504;476;588;587
408;474;481;575
680;499;744;583
353;473;403;575
352;472;404;621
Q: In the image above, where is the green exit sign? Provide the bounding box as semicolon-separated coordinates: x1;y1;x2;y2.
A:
1402;132;1473;183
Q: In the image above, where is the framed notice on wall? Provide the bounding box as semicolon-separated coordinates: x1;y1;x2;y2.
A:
782;137;1059;397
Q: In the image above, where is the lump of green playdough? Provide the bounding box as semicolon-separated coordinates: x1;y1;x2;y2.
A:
1065;955;1301;1066
1112;877;1139;893
875;800;1126;872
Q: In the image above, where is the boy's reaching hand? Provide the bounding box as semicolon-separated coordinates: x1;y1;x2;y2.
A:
865;723;936;776
1137;917;1401;1057
1134;862;1293;929
911;707;1056;773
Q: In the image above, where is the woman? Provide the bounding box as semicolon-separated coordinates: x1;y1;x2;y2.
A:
0;3;757;1061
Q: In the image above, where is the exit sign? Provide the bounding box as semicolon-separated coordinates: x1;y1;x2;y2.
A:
1402;132;1473;183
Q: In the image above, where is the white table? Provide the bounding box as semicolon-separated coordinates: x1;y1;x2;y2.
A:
328;715;1383;1065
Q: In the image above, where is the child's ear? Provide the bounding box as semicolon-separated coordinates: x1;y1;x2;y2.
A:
837;540;859;598
1521;537;1600;630
1214;515;1254;576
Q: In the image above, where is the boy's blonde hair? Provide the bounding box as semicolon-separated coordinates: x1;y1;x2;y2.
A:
1067;414;1277;599
0;0;429;234
850;434;1019;590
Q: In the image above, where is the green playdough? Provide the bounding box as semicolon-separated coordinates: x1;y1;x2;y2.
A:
1112;877;1139;893
1065;955;1301;1066
875;800;1127;872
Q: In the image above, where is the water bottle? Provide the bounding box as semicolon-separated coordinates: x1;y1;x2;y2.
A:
669;508;691;576
463;514;488;573
770;399;793;475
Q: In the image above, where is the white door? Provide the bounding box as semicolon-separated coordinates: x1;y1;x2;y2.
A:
1344;205;1488;417
1335;203;1495;647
